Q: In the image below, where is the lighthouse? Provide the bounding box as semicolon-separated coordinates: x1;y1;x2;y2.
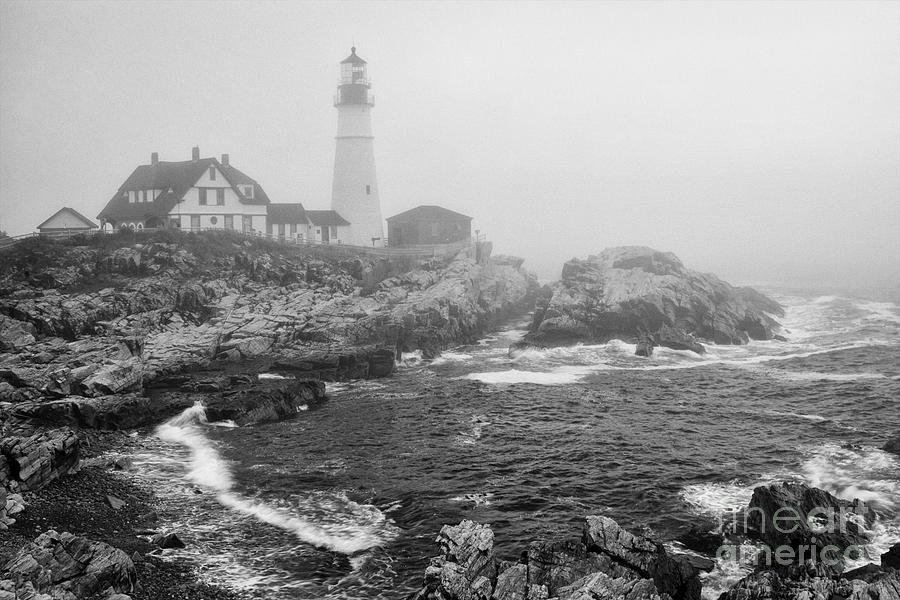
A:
331;47;383;246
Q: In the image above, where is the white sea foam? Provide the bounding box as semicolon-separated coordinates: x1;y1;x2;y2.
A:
762;410;828;422
258;373;288;380
464;365;595;385
399;350;423;366
429;351;474;366
768;371;886;382
450;492;494;507
155;402;398;555
800;444;900;510
680;480;759;517
857;300;900;324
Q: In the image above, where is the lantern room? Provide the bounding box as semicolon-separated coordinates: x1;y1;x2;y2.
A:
335;47;374;106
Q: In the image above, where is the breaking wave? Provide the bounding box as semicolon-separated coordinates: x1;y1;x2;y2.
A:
156;401;398;555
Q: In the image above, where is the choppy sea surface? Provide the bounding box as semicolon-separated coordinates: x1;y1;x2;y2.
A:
130;288;900;599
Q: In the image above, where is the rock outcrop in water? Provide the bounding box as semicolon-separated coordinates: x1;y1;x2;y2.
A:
0;232;536;422
413;515;704;600
519;246;783;355
718;481;900;600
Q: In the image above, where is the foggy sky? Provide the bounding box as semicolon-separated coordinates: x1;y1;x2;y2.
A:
1;1;898;291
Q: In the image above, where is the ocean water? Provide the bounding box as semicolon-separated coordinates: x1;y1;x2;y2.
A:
129;289;900;599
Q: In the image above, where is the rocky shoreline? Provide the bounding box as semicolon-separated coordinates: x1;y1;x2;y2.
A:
411;477;900;600
0;231;537;599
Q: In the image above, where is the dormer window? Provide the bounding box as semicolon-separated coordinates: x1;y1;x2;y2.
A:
209;166;216;181
241;185;254;199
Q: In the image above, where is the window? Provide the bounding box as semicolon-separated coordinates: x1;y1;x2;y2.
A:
431;223;439;236
128;191;135;203
290;223;296;235
190;215;200;229
242;215;252;232
366;184;371;195
209;166;216;180
242;185;254;199
216;188;224;205
199;189;207;205
224;215;233;229
210;216;218;225
330;226;338;238
142;190;148;203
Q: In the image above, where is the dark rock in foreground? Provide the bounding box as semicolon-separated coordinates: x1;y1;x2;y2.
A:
745;482;874;572
6;377;326;430
413;515;703;600
1;530;136;599
883;543;900;570
720;565;900;600
883;434;900;456
522;246;783;354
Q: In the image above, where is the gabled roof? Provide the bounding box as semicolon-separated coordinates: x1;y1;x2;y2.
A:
97;156;270;221
341;47;367;65
306;210;350;226
386;205;472;224
37;207;98;230
268;203;308;224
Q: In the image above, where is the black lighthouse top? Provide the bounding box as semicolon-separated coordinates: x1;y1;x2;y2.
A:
336;46;373;106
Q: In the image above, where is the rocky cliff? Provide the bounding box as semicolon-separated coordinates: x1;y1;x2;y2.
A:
520;246;783;355
0;231;536;413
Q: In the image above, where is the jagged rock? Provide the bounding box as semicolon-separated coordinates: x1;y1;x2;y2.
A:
414;520;497;600
2;530;136;599
202;378;326;425
720;566;900;600
151;532;186;549
556;572;669;600
883;543;900;570
883;434;900;456
415;516;701;600
635;336;654;357
745;482;874;570
655;324;705;354
582;516;701;600
522;247;782;352
0;428;80;491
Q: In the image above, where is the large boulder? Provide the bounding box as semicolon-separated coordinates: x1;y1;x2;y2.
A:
0;428;80;491
523;247;782;353
744;482;874;571
1;530;136;599
883;434;900;456
883;543;900;570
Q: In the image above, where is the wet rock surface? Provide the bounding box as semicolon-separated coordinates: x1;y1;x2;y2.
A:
413;515;703;600
521;246;783;354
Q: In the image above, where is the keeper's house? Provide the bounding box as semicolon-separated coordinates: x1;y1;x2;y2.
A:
37;207;98;237
97;147;270;232
386;205;472;247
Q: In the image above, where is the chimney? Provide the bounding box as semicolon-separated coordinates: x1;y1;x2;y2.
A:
151;152;159;165
191;146;200;161
221;153;229;166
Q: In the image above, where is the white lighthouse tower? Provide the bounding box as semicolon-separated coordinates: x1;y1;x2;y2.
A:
331;47;383;246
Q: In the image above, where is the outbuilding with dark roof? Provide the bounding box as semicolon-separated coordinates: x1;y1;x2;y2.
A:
386;205;472;247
